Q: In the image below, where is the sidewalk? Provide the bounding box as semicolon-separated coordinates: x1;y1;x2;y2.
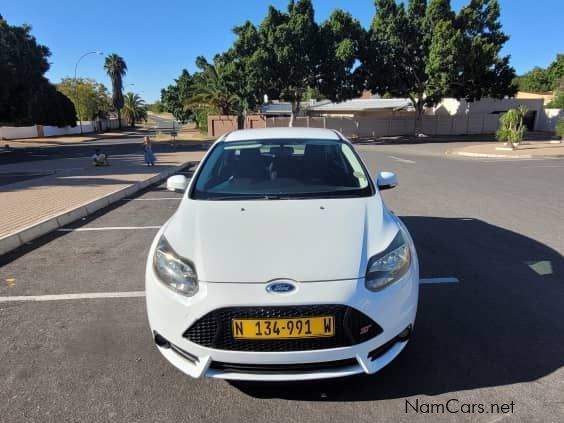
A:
0;150;204;255
447;141;564;159
2;130;145;148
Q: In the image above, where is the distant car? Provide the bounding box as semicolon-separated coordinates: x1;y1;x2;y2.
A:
146;127;419;381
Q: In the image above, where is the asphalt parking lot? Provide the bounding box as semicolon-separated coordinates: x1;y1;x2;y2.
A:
1;146;563;422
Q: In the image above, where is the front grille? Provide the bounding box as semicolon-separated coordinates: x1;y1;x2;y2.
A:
183;305;382;352
209;358;359;374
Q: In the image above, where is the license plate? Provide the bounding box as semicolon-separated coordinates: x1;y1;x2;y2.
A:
232;316;334;339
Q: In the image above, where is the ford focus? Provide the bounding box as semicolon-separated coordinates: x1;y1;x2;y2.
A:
146;127;419;381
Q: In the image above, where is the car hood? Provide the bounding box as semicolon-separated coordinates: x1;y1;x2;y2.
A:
164;196;399;283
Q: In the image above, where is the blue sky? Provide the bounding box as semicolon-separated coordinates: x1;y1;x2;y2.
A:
3;0;562;103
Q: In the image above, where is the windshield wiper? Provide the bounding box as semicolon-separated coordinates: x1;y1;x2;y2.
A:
283;191;365;199
204;194;283;201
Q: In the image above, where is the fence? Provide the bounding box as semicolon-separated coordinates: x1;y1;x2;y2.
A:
264;114;504;138
207;115;238;138
0;119;120;140
207;109;563;139
207;115;270;137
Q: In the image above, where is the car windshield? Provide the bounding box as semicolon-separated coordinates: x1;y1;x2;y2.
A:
191;139;372;200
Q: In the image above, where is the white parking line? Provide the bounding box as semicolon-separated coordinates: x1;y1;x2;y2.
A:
57;226;161;232
389;155;416;164
0;291;146;303
124;197;181;201
420;277;460;285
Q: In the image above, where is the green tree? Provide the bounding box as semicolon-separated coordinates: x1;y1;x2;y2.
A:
29;80;77;127
452;0;516;101
0;14;75;126
165;1;366;128
161;69;193;123
317;9;365;102
363;0;459;132
547;54;564;91
122;92;147;127
251;0;320;126
219;21;262;117
237;0;364;125
57;78;111;121
147;101;165;113
516;54;564;93
185;57;239;120
104;54;127;128
425;20;463;104
546;92;564;109
515;67;552;93
362;0;515;134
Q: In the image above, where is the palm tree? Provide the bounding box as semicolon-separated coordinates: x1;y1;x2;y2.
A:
103;54;127;128
122;92;147;127
185;59;239;116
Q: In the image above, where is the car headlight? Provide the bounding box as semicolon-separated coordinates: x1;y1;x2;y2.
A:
365;230;411;292
153;235;198;296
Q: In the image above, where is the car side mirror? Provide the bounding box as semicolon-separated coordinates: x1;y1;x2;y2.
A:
376;171;398;190
167;175;188;192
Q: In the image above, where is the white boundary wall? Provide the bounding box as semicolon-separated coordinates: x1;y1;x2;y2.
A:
0;126;38;139
43;123;95;137
0;119;119;140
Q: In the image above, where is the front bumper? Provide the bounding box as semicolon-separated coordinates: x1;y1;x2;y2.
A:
146;253;419;381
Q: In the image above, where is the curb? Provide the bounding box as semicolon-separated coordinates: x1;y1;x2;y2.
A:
449;151;534;159
446;150;564;159
0;162;189;256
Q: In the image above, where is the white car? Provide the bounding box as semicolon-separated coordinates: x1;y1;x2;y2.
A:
146;127;419;381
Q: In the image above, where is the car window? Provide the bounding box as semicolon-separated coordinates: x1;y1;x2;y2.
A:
191;139;372;200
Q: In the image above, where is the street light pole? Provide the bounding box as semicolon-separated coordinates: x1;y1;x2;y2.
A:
74;51;103;134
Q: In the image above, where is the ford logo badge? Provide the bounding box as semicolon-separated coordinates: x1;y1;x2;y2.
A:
266;280;297;294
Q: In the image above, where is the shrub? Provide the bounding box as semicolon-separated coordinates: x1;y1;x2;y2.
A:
147;101;165;113
496;105;527;148
547;92;564;109
555;119;564;139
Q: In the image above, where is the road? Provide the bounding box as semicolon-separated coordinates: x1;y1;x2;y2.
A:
0;138;206;166
0;144;562;422
0;113;183;168
146;112;179;130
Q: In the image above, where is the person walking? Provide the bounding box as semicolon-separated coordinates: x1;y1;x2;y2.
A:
143;136;156;166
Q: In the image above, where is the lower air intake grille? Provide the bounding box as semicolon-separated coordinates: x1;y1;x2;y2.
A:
183;305;382;352
209;358;359;374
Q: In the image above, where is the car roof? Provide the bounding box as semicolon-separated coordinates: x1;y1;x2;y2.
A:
222;127;341;142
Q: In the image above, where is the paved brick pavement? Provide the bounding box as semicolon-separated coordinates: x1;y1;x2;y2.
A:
0;151;203;240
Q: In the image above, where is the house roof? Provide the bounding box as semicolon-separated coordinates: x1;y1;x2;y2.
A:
259;102;292;115
258;100;332;115
309;98;412;112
